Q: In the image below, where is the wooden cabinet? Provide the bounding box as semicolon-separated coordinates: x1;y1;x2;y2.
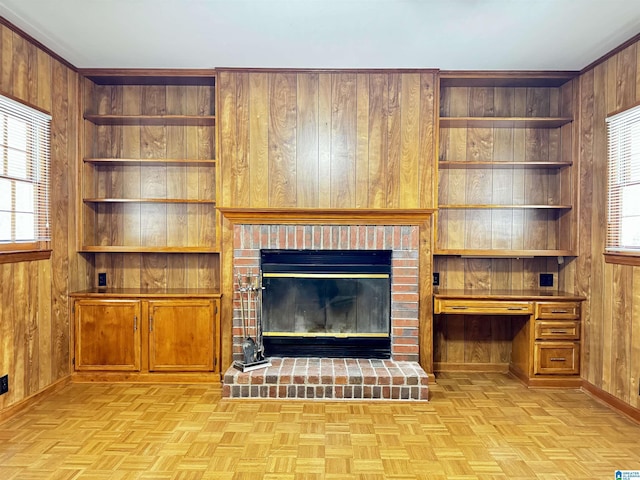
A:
532;301;580;377
433;291;583;387
74;299;141;371
78;70;218;254
72;290;221;380
436;72;577;257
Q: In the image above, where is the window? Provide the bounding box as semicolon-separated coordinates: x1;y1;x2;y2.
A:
0;93;51;253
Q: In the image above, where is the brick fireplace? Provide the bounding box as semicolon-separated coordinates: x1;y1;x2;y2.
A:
231;224;420;361
219;209;432;401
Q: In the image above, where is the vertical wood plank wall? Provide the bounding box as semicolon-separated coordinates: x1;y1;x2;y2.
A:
576;39;640;410
0;23;80;412
218;70;437;210
217;69;437;369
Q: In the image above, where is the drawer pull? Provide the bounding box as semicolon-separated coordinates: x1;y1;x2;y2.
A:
507;307;525;311
549;357;566;362
551;309;569;313
134;315;137;332
451;306;468;310
550;330;568;334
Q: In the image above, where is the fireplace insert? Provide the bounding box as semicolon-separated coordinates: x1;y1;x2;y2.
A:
260;249;392;358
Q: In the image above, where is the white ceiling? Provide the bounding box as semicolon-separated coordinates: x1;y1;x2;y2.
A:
1;0;640;71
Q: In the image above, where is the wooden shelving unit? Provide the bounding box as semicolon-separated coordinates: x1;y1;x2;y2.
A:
435;72;577;258
84;114;216;126
439;116;572;128
73;70;221;376
78;69;218;255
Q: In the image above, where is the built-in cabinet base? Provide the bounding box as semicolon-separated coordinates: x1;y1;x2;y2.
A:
71;289;221;381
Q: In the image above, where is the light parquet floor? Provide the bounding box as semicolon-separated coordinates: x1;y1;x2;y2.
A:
1;372;639;480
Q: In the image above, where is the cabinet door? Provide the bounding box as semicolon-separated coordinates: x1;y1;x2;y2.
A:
75;299;141;371
148;300;215;372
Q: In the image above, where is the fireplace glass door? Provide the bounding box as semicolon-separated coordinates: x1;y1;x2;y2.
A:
261;249;391;358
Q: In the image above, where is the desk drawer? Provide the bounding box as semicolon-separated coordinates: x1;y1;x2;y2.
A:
534;342;580;375
535;321;580;340
435;299;533;315
535;302;580;319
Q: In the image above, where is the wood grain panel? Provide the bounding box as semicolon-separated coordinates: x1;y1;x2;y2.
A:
631;268;640;408
50;60;74;382
399;73;420;208
419;73;436;208
297;73;319;207
235;72;250;206
269;73;297;207
318;73;332;208
386;73;401;208
0;27;13;92
576;37;640;412
0;264;14;409
355;74;369;208
367;73;388;208
331;73;357;208
217;71;236;207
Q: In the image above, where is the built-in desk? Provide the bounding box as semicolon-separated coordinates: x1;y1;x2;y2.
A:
433;290;585;387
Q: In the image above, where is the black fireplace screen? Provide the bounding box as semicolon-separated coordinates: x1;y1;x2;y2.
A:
260;249;392;358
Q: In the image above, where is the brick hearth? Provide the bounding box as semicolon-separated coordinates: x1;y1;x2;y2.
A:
223;358;429;400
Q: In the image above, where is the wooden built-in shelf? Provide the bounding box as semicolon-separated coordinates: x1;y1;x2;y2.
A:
83;198;216;204
438;161;572;169
438;204;572;210
80;246;219;253
84;158;216;165
438;71;577;88
84;114;216;126
219;207;434;225
72;287;220;297
434;249;576;258
439;117;572;128
79;68;216;86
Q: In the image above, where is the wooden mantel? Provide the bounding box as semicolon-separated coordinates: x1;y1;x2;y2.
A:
218;208;435;225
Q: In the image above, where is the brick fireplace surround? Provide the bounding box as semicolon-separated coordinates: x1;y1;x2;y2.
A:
222;218;429;401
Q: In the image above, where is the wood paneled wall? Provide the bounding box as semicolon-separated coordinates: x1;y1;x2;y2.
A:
576;39;640;409
218;70;437;209
0;23;80;412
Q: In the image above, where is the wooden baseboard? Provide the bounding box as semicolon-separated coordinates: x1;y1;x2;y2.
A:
581;380;640;424
508;365;582;388
434;362;509;373
0;376;71;424
72;371;222;384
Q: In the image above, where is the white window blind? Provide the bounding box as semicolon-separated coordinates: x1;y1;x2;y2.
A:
0;94;51;246
606;103;640;253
